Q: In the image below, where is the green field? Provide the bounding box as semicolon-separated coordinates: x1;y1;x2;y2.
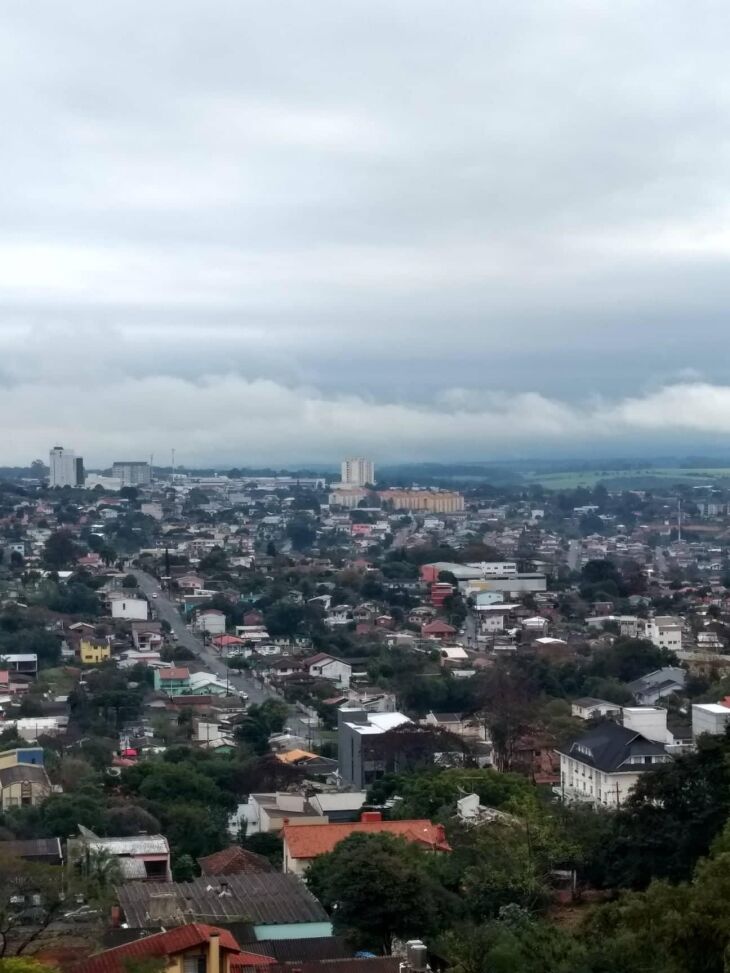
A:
525;467;730;490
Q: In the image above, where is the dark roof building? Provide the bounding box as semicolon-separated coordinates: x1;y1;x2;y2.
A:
198;846;273;876
556;722;671;808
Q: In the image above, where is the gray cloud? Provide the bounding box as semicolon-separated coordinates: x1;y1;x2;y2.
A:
1;1;730;463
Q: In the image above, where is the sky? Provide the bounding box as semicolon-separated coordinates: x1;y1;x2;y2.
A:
3;1;730;466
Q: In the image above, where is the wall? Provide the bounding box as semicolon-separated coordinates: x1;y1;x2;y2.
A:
253;922;333;941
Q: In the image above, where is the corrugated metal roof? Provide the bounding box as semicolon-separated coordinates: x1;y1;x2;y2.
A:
241;939;354;963
118;873;329;929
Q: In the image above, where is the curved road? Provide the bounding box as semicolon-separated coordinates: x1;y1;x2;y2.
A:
130;569;320;745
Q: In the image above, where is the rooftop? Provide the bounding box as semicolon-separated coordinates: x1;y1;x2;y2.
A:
75;923;241;973
282;818;450;860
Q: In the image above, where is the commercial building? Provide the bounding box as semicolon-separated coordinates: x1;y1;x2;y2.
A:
646;616;683;652
378;490;465;513
49;446;83;488
692;701;730;739
112;461;152;487
341;458;375;487
0;748;51;809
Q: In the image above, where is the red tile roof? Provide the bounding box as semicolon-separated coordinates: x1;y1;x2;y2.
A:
230;953;276;969
421;620;456;635
198;845;273;876
160;666;190;680
75;924;240;973
283;820;450;860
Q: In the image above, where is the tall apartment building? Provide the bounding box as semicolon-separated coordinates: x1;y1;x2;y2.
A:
112;461;152;487
49;446;84;488
341;458;375;487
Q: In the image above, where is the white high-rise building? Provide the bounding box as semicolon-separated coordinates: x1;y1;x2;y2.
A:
49;446;83;488
341;458;375;487
112;461;152;487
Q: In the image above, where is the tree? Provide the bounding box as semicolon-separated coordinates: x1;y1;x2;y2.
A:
42;530;78;569
235;699;289;754
122;574;138;589
286;518;316;551
306;833;452;952
0;855;66;956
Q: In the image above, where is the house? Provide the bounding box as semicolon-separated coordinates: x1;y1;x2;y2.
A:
74;923;257;973
243;610;264;626
646;616;683;652
304;653;352;689
67;826;172;882
439;646;470;668
79;637;111;665
0;837;62;865
212;634;247;653
131;621;164;651
195;609;227;635
234;792;328;836
692;700;730;739
627;666;687;705
556;722;671;807
421;620;456;639
116;873;332;939
188;671;229;696
198;846;273;876
423;711;485;740
0;747;51;809
119;649;162;668
110;596;149;621
153;667;191;696
571;697;623;721
337;707;412;789
0;654;38;676
282;811;450;876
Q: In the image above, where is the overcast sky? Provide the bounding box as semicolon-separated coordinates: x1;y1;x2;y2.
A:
3;1;730;466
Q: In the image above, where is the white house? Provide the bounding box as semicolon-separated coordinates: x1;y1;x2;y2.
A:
571;697;623;721
692;702;730;740
646;616;683;652
304;653;352;689
110;596;148;621
556;721;671;808
194;608;226;635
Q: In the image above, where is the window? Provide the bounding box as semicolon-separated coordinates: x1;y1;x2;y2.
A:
183;956;206;973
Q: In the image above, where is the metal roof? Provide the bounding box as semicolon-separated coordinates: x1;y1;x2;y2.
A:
118;873;329;929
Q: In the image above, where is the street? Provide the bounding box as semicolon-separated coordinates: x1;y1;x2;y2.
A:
130;569;321;745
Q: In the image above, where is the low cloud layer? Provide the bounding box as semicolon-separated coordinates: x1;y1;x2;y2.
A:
3;377;730;467
2;2;730;461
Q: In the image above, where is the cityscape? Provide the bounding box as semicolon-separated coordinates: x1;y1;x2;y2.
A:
4;1;730;972
0;450;729;970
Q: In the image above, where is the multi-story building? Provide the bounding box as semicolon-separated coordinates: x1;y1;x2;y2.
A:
337;706;411;789
49;446;83;488
378;490;465;513
112;461;152;487
341;457;375;487
646;616;683;652
556;721;671;808
0;748;51;809
79;637;111;665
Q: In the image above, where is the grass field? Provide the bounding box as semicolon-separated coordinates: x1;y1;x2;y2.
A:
525;467;730;490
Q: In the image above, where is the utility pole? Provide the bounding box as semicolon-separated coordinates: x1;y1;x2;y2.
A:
171;448;176;481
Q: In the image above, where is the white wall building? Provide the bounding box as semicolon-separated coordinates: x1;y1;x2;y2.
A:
110;596;149;621
195;608;227;635
646;616;683;652
556;722;671;808
692;703;730;740
112;462;152;487
49;446;82;488
341;458;375;487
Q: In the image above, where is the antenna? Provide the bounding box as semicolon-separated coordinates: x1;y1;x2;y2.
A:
171;448;176;481
150;453;154;484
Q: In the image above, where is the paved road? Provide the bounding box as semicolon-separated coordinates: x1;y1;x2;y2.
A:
130;569;320;745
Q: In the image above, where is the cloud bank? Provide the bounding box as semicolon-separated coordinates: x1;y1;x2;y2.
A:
3;377;730;467
2;1;730;462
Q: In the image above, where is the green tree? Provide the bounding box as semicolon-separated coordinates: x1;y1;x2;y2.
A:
306;833;453;952
42;530;78;569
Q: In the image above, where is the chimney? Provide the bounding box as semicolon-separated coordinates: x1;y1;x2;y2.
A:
208;932;220;973
361;811;382;822
110;905;121;928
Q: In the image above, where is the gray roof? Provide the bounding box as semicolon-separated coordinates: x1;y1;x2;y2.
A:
627;667;687;694
70;834;170;856
557;722;668;774
241;938;354;962
0;765;50;787
117;873;329;929
0;838;61;860
572;697;620;708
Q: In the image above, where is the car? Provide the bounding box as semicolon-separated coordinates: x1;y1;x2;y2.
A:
152;593;158;598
